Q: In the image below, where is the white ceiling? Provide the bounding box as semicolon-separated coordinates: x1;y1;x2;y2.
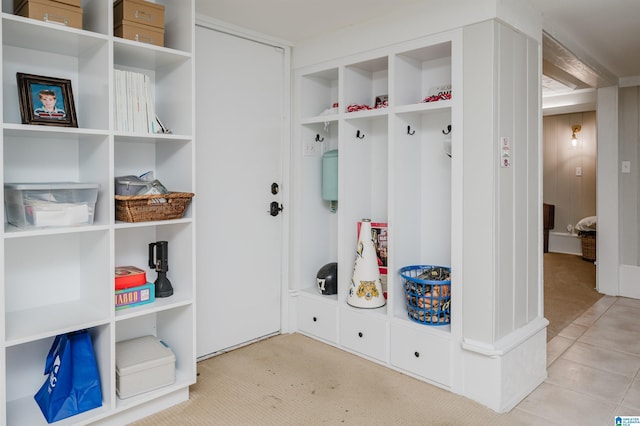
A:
195;0;640;83
195;0;424;45
528;0;640;80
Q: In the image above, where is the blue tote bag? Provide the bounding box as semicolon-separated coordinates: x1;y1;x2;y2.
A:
34;330;103;423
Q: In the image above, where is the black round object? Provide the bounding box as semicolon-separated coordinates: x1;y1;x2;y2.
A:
316;262;338;295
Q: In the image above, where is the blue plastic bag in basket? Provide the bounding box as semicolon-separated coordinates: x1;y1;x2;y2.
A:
34;330;103;423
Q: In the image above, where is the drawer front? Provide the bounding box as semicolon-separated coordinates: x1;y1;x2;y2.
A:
16;0;82;29
114;0;164;29
115;21;164;47
297;297;337;343
340;309;387;362
390;323;451;386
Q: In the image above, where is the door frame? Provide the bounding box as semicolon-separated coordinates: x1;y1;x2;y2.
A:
194;15;293;337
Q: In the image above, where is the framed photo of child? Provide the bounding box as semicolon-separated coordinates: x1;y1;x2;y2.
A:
16;73;78;127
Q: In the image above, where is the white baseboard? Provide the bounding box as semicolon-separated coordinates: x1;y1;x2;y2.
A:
620;264;640;299
462;319;548;412
92;388;189;425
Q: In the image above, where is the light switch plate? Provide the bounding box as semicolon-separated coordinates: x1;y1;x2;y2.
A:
622;161;631;173
304;140;318;156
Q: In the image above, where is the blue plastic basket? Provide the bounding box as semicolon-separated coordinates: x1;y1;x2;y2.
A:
400;265;451;325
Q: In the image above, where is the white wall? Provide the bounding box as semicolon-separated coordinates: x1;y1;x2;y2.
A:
461;19;542;344
618;86;640;298
596;86;619;295
619;87;640;265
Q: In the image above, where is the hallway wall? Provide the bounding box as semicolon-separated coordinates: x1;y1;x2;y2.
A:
619;86;640;266
543;112;597;233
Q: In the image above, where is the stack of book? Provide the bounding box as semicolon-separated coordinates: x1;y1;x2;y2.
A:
115;266;155;310
114;69;156;134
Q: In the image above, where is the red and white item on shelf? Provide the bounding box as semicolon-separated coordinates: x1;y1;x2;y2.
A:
356;221;388;276
115;265;147;291
347;96;388;112
423;84;452;103
347;103;372;112
348;219;386;309
374;95;388;109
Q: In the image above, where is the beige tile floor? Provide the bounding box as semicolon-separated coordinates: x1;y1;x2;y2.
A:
507;296;640;425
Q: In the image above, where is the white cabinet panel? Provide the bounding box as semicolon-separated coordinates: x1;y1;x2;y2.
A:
339;308;388;362
297;296;338;343
390;322;451;387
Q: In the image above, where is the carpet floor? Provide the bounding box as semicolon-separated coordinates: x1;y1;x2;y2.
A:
543;252;601;340
131;332;518;425
130;252;599;425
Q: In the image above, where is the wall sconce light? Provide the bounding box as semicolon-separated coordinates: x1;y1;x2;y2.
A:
571;124;581;147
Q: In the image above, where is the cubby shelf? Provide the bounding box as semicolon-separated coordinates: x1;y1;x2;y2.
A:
293;30;458;388
0;1;196;424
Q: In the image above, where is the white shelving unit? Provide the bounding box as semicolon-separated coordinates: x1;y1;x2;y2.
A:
1;1;195;424
293;30;460;389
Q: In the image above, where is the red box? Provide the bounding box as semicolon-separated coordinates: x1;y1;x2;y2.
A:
115;266;147;290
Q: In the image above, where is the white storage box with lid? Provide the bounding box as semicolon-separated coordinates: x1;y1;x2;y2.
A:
4;182;99;228
115;335;176;399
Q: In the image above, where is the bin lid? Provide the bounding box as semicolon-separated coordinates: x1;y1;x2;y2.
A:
4;182;100;190
116;335;176;375
115;175;148;185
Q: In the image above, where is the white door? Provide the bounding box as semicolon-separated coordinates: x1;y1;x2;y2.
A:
195;25;285;358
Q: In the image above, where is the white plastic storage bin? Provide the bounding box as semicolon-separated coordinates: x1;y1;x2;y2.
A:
115;335;176;399
4;182;99;228
115;175;149;196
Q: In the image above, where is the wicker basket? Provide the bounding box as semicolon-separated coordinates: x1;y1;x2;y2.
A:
115;192;194;223
400;265;451;326
580;232;596;262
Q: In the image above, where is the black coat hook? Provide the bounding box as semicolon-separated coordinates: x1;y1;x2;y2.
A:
356;130;365;139
407;125;415;135
442;124;452;135
315;134;324;142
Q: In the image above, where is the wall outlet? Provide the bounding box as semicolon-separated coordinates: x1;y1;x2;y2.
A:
575;166;582;176
622;161;631;174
